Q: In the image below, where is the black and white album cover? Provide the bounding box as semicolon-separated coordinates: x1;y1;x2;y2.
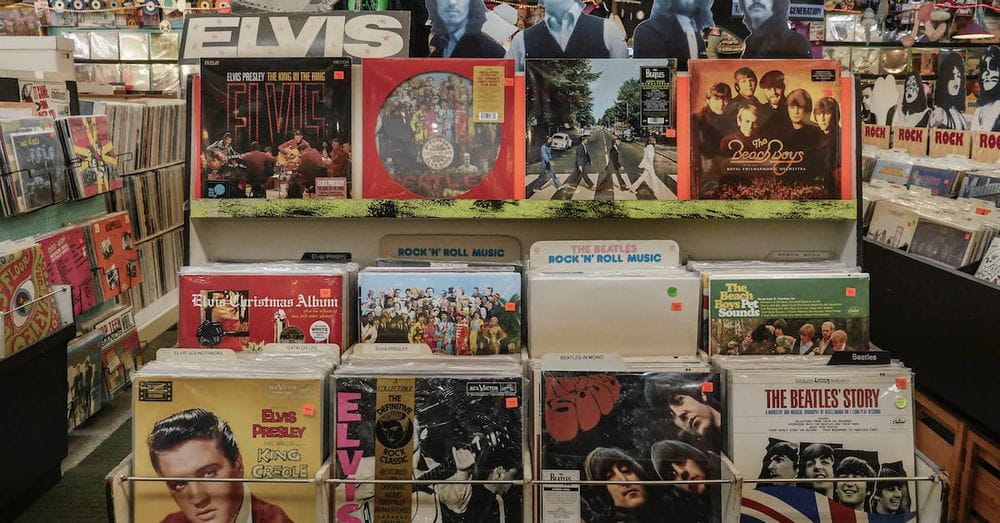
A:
731;370;917;520
540;371;723;522
526;59;678;201
335;376;524;522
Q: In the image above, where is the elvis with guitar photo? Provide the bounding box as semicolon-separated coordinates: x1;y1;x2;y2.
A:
198;57;353;199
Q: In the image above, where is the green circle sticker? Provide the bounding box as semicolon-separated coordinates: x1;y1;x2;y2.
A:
895;396;907;409
667;287;678;297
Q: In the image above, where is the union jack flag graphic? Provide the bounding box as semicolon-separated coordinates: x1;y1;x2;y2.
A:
741;486;917;523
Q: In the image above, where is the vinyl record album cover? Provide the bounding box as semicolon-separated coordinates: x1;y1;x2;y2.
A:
689;60;846;199
19;81;71;119
61;115;121;199
870;158;914;186
358;270;522;354
197;58;352;199
0;117;67;214
133;373;326;523
866;201;919;250
906;165;962;196
731;370;917;519
363;58;518;199
957;172;1000;204
88;212;141;300
335;375;524;522
539;371;723;522
974;237;1000;285
525;58;678;200
707;274;870;355
36;226;98;316
0;243;61;358
95;306;138;396
908;219;975;268
67;330;107;430
178;270;347;351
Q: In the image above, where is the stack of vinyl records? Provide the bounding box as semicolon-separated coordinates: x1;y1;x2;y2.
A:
334;350;526;521
125;227;183;312
864;181;1000;269
0;117;69;216
358;267;522;354
533;357;726;522
91;99;185;172
689;262;869;357
0;239;64;358
178;263;356;352
131;349;335;523
56;114;123;199
715;357;918;519
109;163;184;241
89;305;141;397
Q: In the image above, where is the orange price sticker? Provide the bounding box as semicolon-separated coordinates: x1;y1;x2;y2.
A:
505;302;516;312
302;404;315;416
505;397;519;408
701;382;714;393
845;287;856;297
895;378;909;390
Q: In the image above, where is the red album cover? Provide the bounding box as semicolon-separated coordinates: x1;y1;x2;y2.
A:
178;271;346;351
63;115;122;199
88;212;142;300
363;58;518;199
36;226;98;316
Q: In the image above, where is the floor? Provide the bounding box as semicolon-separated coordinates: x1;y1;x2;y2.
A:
13;327;176;523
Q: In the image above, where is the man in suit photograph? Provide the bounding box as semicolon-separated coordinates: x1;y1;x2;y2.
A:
605;136;628;191
427;0;506;57
632;0;713;70
505;0;628;71
737;0;811;59
564;135;595;190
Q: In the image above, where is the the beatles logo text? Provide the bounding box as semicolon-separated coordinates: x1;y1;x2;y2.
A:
545;374;621;442
765;388;881;409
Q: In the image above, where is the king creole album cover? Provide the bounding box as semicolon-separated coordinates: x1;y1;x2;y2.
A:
363;58;518;199
197;58;353;200
688;60;849;200
334;375;524;522
539;371;723;523
132;374;326;523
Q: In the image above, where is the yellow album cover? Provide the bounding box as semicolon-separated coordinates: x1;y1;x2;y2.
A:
132;374;326;523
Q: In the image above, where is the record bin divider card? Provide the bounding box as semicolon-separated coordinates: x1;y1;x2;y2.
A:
528;240;680;271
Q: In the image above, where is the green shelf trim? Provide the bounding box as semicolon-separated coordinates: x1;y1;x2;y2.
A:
190;198;857;220
1;197;106;243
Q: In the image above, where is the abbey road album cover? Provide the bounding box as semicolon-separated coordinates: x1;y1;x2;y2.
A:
525;58;678;200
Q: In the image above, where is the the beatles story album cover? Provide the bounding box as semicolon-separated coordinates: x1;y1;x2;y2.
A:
363;58;518;199
540;371;723;522
732;371;917;521
198;58;353;200
133;373;326;523
689;60;848;200
334;375;524;522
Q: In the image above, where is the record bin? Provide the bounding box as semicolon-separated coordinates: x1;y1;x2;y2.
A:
863;239;1000;437
104;451;948;522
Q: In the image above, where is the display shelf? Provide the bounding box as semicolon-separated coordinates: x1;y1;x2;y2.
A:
134;288;177;344
190;198;857;220
863;239;1000;437
0;325;75;521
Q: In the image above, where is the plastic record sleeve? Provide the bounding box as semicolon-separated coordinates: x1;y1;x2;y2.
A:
362;58;518;200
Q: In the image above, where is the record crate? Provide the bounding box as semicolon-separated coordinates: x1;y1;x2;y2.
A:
915;390;969;520
105;450;949;521
957;431;1000;522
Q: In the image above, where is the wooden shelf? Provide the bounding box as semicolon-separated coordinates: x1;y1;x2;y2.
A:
134;288;177;344
190;198;857;220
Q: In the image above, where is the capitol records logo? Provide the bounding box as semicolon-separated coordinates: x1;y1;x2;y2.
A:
847;306;862;314
467;382;518;396
813;378;831;384
891;417;909;425
139;381;173;402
